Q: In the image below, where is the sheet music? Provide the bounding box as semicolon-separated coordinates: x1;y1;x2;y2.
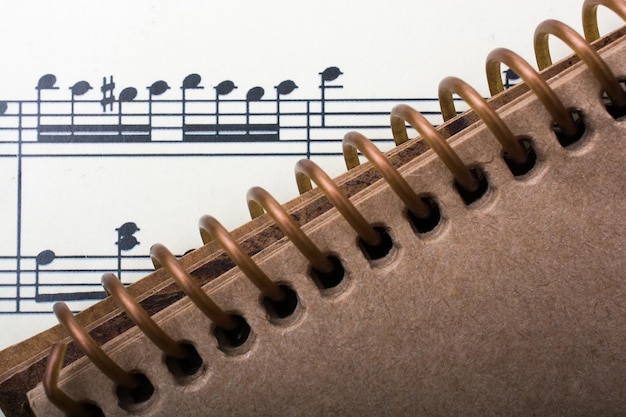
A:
0;0;618;357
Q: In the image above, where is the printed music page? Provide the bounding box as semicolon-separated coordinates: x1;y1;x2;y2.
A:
0;0;619;376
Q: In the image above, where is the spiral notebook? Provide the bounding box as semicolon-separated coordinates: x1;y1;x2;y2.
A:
1;1;625;415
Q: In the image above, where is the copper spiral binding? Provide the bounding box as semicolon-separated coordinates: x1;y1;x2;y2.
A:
295;158;382;248
41;8;626;414
149;243;237;331
342;131;432;219
247;186;335;274
101;273;187;360
44;343;102;417
485;47;581;138
53;302;138;390
438;76;528;164
198;214;286;302
150;243;251;349
390;104;479;193
582;0;626;42
534;19;626;110
341;131;443;233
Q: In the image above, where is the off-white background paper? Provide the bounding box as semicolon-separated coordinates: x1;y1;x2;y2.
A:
0;0;620;357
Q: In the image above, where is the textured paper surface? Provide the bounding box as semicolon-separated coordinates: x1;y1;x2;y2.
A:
27;33;626;417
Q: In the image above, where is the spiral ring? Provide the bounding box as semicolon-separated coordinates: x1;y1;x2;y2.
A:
198;214;286;302
102;273;187;359
150;243;237;331
44;343;95;417
582;0;626;42
534;19;626;108
247;186;334;273
342;131;432;219
439;76;527;164
295;158;381;247
53;302;137;389
390;104;478;192
486;47;579;137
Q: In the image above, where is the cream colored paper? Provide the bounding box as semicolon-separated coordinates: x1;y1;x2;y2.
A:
27;31;626;416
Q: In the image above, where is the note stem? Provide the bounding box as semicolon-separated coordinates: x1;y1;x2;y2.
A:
70;94;76;136
321;78;326;127
182;89;187;128
148;95;153;130
215;93;220;138
36;90;42;129
118;102;123;137
117;235;122;281
246;101;250;135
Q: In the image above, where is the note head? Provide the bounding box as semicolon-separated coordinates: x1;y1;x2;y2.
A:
36;74;59;90
36;250;56;266
182;74;203;90
321;66;343;82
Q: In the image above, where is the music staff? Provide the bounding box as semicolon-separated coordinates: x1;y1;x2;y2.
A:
1;66;517;314
0;66;453;150
2;222;157;309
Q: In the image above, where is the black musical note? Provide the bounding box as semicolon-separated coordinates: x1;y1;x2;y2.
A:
35;74;58;133
35;74;150;143
319;66;343;127
100;75;116;112
214;80;237;130
69;80;92;136
34;249;55;302
37;74;58;90
182;73;203;90
503;69;520;89
116;222;140;280
275;80;297;129
181;73;203;127
34;249;108;302
118;86;138;125
145;80;170;140
117;86;151;141
245;86;264;125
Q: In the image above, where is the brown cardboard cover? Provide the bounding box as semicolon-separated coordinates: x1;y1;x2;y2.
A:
25;31;626;416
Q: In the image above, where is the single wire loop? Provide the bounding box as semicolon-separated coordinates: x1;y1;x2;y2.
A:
101;273;187;359
534;19;626;108
44;342;95;417
198;214;286;302
486;47;578;137
342;131;432;219
390;104;478;192
246;186;334;273
439;76;527;164
53;302;137;389
150;243;237;331
295;158;381;247
582;0;626;42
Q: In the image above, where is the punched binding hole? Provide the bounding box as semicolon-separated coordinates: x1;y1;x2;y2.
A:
454;166;489;206
503;137;537;177
552;108;585;147
75;403;105;417
603;80;626;120
262;283;299;320
358;226;393;261
310;255;345;290
213;314;251;352
115;372;154;412
165;343;204;380
406;196;441;234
